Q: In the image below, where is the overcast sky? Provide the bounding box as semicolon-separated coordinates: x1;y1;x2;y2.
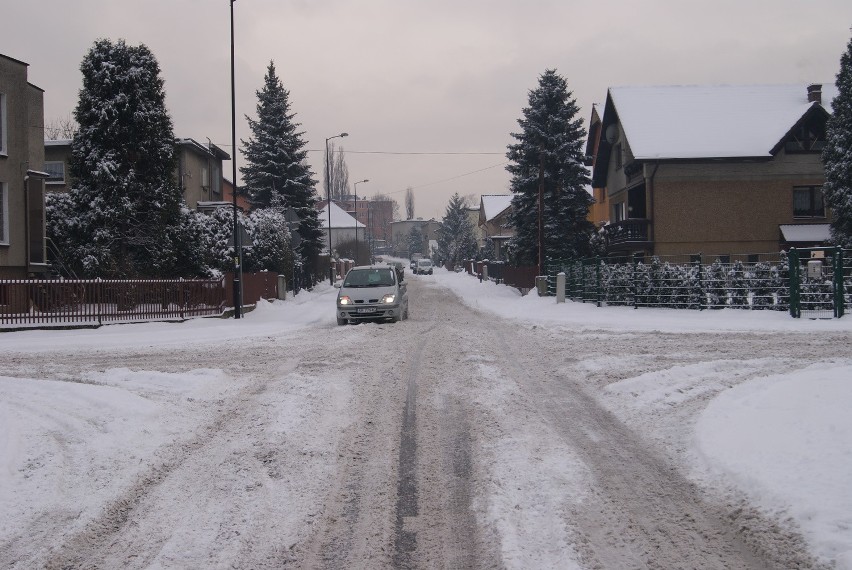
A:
7;1;852;219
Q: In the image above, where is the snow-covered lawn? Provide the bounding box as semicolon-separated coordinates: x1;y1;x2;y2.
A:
1;267;850;567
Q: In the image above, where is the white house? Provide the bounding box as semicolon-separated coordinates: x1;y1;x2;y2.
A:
319;201;365;254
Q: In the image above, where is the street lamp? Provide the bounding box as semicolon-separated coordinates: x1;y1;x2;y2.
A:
353;179;368;264
326;132;348;285
230;0;242;318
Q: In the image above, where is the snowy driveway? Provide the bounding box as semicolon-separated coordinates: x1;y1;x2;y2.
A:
1;272;850;568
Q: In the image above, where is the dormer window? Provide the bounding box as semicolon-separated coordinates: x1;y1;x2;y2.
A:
785;113;827;153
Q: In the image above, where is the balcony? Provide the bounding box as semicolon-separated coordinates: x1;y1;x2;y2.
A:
603;219;651;245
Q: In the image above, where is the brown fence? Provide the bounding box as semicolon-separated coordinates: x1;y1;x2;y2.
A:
0;278;226;327
501;264;539;290
223;271;281;307
461;260;538;292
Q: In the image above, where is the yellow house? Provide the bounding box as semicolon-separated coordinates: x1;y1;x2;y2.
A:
591;83;836;260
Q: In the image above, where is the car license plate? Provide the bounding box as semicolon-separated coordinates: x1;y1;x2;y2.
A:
356;307;376;313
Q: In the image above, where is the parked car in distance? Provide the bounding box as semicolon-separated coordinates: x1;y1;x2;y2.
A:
335;265;408;325
415;258;434;275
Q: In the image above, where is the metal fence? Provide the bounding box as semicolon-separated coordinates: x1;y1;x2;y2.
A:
0;278;227;327
546;247;850;318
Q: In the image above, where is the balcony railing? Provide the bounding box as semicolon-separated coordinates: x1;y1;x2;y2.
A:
603;219;650;245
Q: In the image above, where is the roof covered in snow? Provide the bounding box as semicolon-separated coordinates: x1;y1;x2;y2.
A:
481;194;513;222
319;201;365;229
607;83;838;160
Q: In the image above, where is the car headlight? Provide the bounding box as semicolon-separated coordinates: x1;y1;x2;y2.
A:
381;294;396;304
338;295;352;305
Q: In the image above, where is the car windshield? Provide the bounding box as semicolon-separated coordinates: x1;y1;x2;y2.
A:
343;268;395;287
419;260;432;266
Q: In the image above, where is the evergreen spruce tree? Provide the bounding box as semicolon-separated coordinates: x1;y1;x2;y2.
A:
437;193;478;269
240;61;323;280
823;32;852;247
407;227;423;257
62;39;196;278
506;69;594;267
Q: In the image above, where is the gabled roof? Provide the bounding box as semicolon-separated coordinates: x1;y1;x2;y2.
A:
480;194;513;222
177;138;231;161
320;201;365;229
606;83;837;161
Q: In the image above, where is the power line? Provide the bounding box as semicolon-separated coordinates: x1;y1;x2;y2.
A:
316;149;505;156
212;144;504;156
384;161;509;195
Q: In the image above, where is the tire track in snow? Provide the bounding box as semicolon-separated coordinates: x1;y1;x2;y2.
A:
39;361;298;570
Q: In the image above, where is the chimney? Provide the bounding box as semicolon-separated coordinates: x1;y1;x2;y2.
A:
807;83;822;104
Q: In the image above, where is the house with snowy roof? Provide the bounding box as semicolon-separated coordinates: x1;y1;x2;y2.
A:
478;194;514;261
1;54;49;279
590;83;837;260
318;200;365;255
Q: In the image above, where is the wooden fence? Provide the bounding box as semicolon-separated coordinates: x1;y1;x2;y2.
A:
0;278;227;327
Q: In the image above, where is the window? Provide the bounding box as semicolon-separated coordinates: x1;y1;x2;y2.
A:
0;182;8;244
201;162;210;189
44;161;65;184
611;202;625;223
0;93;7;156
793;186;825;218
212;162;221;195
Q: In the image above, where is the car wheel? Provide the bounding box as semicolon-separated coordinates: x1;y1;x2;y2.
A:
337;317;347;326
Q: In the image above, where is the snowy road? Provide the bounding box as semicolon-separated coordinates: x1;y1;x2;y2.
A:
1;273;849;568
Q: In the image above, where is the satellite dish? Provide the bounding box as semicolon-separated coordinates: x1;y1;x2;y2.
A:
605;124;619;144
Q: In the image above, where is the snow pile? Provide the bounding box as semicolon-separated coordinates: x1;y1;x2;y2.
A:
0;368;234;544
696;363;852;568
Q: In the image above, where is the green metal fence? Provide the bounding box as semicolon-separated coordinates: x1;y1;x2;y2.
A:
546;247;850;318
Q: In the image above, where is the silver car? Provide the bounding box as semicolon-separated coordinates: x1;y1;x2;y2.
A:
335;265;409;325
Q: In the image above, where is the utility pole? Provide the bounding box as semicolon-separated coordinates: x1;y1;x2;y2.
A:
538;148;545;277
230;0;242;318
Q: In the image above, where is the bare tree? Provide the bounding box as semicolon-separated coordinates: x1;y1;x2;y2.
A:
461;193;479;208
333;145;350;199
405;187;415;220
323;141;351;201
371;192;401;221
44;114;78;140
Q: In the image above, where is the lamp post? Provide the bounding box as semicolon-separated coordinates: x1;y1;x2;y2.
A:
325;132;348;285
353;179;368;264
230;0;242;318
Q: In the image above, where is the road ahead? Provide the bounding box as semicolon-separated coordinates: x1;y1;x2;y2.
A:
1;275;838;568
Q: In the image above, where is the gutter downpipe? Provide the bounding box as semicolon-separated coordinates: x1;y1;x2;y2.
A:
647;163;660;253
